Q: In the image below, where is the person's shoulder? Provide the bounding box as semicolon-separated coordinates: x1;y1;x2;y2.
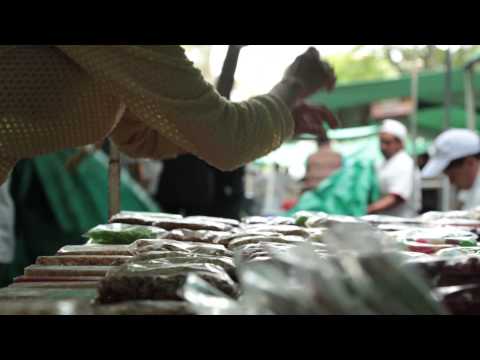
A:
393;150;414;164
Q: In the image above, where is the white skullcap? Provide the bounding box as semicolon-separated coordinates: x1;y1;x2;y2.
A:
380;119;408;144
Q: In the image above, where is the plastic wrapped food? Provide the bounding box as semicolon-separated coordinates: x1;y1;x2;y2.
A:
134;238;193;250
97;262;237;304
227;235;305;251
437;284;480;315
402;240;456;254
0;286;98;301
0;299;93;315
404;256;480;287
117;211;182;219
240;224;310;237
304;214;360;228
377;223;425;232
293;211;321;226
8;281;100;289
233;242;297;265
85;224;167;245
13;275;104;283
24;265;113;278
36;255;132;266
213;231;282;246
133;256;236;280
395;251;433;262
420;211;473;222
185;216;240;227
133;239;232;257
430;218;480;229
110;214;169;226
152;218;233;232
241;216;295;226
110;211;183;226
305;228;327;242
360;214;421;225
393;227;478;248
57;245;134;256
111;214;234;232
133;251;193;261
167;229;233;244
436;247;480;258
184;223;445;315
93;300;193;315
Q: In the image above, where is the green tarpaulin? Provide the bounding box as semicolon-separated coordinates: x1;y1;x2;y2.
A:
6;149;159;284
287;156;380;216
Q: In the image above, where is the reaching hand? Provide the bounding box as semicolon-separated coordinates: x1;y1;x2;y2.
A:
292;101;339;139
284;47;336;98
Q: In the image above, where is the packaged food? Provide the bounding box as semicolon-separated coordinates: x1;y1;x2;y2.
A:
167;229;232;244
293;211;320;226
110;211;183;225
227;235;304;251
438;284;480;315
241;216;295;226
85;224;167;245
93;300;193;315
402;240;454;254
8;281;100;289
404;256;480;287
360;214;421;225
136;256;236;280
396;227;478;248
13;276;104;283
185;216;240;227
240;224;310;237
24;265;113;278
133;239;232;257
0;299;93;315
57;245;134;256
97;262;237;304
213;231;282;246
436;247;480;258
36;255;132;266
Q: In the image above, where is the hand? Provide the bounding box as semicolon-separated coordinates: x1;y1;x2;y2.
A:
284;47;336;98
292;101;339;138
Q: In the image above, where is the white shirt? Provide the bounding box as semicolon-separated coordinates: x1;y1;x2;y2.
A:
0;177;15;264
458;171;480;210
377;150;422;218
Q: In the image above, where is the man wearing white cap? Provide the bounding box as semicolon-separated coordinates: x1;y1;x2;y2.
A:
367;119;421;217
422;129;480;210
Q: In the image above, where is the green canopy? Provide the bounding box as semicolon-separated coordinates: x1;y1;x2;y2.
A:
308;68;480;112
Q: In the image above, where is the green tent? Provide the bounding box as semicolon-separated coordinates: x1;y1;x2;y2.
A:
308;68;480;114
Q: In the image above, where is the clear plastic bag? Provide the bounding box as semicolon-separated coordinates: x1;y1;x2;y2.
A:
132;239;233;257
184;222;446;315
85;223;167;245
97;261;238;304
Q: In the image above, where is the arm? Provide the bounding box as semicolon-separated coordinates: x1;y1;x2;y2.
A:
59;45;335;171
367;194;405;214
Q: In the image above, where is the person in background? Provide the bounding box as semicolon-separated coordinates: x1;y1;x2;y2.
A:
302;138;342;193
0;177;15;288
367;119;421;217
422;128;480;210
